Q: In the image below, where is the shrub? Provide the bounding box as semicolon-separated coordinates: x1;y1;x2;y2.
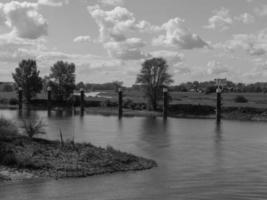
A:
22;119;46;138
0;117;18;138
123;99;133;109
234;95;248;103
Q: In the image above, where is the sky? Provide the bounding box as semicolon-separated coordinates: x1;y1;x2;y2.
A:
0;0;267;86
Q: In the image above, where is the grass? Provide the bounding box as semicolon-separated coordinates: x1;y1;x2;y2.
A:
98;90;267;109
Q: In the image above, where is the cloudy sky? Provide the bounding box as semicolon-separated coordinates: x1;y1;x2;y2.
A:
0;0;267;85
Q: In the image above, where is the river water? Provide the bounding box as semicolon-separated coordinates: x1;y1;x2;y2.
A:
1;109;267;200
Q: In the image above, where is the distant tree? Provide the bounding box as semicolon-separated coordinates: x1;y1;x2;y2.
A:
136;57;173;110
112;81;123;92
12;59;43;103
205;86;217;94
49;61;76;101
76;81;85;90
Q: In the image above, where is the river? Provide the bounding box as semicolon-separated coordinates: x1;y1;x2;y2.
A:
1;109;267;200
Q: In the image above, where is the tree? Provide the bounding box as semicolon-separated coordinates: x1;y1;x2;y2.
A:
76;81;85;90
49;61;76;101
136;57;173;110
12;59;43;103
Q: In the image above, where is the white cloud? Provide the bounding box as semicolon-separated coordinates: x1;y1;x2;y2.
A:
153;18;208;49
88;5;135;42
0;33;46;62
235;13;255;24
97;0;124;7
207;60;229;76
0;1;48;39
88;5;159;60
73;35;92;43
150;50;184;66
254;5;267;16
218;29;267;56
104;37;148;60
88;5;158;42
38;0;68;7
204;7;233;31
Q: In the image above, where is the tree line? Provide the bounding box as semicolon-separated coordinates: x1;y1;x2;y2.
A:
12;57;173;110
170;81;267;93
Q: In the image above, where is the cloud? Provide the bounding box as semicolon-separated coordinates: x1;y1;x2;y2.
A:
88;5;159;60
97;0;124;7
88;5;158;42
235;13;255;24
0;1;48;39
254;5;267;16
73;35;92;43
153;18;208;49
204;7;233;31
207;60;229;75
0;33;46;62
38;0;69;7
218;29;267;56
104;37;148;60
150;50;184;66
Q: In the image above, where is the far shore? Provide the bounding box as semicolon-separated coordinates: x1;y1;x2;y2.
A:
1;103;267;122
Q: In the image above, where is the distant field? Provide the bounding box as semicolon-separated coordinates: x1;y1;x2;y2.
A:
100;90;267;109
169;92;267;108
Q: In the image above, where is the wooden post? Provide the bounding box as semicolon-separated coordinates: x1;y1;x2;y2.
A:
80;88;85;116
18;87;23;110
47;86;52;116
216;88;222;123
47;86;52;110
163;88;168;120
118;88;123;118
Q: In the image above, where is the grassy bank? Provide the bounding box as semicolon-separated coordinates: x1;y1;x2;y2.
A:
0;120;157;181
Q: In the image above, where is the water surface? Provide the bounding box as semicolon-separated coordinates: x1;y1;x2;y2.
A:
1;109;267;200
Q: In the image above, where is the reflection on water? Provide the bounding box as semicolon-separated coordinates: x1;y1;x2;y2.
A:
1;109;267;199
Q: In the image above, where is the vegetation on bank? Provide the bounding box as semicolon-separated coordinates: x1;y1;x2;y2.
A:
0;119;157;181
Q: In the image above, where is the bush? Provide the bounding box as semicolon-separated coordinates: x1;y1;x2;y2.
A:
234;95;248;103
123;99;133;109
22;119;46;138
168;104;215;115
9;98;18;105
0;117;18;138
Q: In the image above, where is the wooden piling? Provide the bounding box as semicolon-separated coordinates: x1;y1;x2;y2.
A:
47;86;52;111
80;88;85;116
216;88;222;123
163;88;168;120
18;87;23;110
118;88;123;118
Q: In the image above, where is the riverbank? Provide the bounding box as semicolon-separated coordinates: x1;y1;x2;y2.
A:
0;134;157;181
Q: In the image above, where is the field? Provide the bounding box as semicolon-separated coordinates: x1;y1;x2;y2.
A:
99;90;267;109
